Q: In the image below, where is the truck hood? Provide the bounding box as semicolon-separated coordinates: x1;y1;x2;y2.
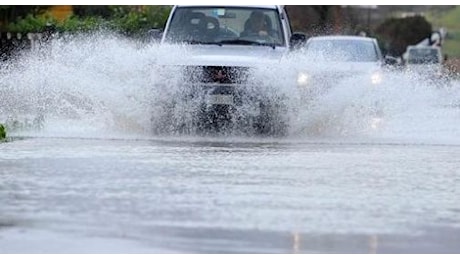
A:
156;44;287;67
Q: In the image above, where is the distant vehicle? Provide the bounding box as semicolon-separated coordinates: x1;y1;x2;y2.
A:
406;46;442;65
296;35;391;95
150;5;307;136
404;46;446;82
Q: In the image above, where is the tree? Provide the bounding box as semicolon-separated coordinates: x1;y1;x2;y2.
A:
375;15;432;57
72;5;111;18
285;6;346;35
0;6;47;31
311;6;333;32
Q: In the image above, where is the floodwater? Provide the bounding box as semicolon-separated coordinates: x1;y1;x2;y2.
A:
1;136;460;253
1;33;460;253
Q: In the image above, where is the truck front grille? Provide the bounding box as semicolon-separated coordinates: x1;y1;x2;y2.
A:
184;66;250;84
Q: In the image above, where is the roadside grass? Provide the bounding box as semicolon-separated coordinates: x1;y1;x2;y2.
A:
425;6;460;58
443;31;460;58
428;6;460;30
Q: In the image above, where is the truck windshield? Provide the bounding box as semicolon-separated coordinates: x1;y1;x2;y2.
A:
164;7;285;46
305;39;379;62
407;48;440;64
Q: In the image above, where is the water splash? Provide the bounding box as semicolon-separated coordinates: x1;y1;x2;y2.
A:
1;32;459;144
1;32;157;138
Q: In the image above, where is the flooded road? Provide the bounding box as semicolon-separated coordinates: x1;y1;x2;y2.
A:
1;34;460;253
1;136;460;253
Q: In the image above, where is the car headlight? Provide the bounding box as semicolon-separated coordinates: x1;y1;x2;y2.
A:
297;72;310;87
371;71;383;85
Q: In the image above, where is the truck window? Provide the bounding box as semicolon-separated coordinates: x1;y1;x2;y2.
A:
407;48;440;64
164;6;285;46
305;39;379;62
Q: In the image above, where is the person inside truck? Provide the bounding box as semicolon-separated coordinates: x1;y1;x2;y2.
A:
241;10;273;38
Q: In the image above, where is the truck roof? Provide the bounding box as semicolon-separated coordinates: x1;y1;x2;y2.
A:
308;35;377;42
175;5;279;9
407;45;441;50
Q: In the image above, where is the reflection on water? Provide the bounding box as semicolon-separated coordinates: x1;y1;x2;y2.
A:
369;234;378;254
292;232;300;253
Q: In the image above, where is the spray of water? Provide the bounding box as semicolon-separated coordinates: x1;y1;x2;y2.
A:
1;32;459;144
1;32;159;138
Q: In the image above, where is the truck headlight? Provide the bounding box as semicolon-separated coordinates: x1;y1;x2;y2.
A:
371;71;382;85
297;72;310;87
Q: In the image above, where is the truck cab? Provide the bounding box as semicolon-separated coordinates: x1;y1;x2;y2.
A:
158;5;304;51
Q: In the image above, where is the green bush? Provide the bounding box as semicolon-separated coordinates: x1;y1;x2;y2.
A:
0;124;6;141
6;6;172;34
57;15;108;32
7;13;57;32
103;6;171;35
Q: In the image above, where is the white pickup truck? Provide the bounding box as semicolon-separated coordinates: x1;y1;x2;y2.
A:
150;5;307;136
404;45;447;84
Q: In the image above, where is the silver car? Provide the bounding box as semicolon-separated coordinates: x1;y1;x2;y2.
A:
296;35;387;95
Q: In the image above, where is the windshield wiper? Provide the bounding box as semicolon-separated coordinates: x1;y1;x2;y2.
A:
216;39;276;49
182;39;276;49
183;40;222;46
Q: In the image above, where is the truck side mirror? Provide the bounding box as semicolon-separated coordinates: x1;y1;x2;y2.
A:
290;32;307;50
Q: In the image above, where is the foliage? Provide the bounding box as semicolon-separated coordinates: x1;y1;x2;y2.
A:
7;13;58;32
0;123;6;140
56;16;108;32
108;6;171;34
4;5;172;34
426;6;460;30
7;13;111;34
443;32;460;57
72;6;111;18
375;16;432;57
0;6;47;30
